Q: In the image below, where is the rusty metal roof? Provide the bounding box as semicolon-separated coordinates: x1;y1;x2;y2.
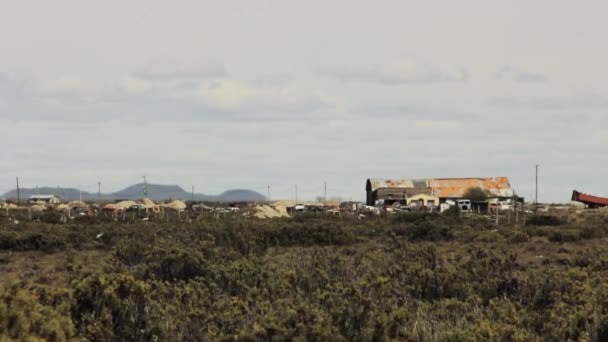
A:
367;179;417;192
367;177;514;198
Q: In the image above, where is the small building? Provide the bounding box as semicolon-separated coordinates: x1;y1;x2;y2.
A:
366;177;515;206
28;195;62;204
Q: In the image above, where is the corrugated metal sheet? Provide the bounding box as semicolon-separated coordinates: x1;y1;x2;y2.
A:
367;179;414;192
572;190;608;206
429;177;513;198
367;177;514;198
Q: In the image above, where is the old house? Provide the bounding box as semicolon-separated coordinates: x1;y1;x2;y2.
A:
366;177;515;206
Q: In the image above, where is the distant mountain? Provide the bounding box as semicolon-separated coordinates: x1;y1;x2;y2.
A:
112;184;191;200
1;183;266;202
215;189;267;202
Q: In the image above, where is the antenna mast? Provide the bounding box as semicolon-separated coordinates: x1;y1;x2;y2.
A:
142;176;148;197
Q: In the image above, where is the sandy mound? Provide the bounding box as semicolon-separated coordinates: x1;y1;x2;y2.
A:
68;200;88;208
141;198;157;208
253;205;290;219
164;200;187;211
115;201;137;210
55;204;70;211
31;204;48;212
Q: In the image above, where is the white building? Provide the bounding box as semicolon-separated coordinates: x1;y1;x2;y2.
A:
27;195;62;204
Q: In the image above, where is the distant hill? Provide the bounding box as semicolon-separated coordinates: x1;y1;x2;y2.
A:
1;183;266;202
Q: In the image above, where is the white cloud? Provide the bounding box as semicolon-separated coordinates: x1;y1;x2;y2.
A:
132;64;226;81
316;60;467;85
197;80;257;109
496;66;546;83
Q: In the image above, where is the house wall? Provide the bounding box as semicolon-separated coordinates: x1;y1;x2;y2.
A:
406;194;439;206
367;187;432;205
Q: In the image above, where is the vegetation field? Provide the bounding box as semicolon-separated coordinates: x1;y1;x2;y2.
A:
1;211;608;341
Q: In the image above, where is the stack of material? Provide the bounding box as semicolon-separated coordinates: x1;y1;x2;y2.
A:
3;203;18;209
272;200;297;207
164;200;187;211
55;204;70;211
253;205;290;219
115;201;137;210
31;204;47;212
103;204;117;211
68;200;88;208
141;198;157;208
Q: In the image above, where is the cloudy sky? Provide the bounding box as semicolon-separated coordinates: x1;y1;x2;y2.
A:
1;0;607;202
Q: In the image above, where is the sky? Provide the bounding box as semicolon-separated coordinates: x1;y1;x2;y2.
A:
1;0;607;202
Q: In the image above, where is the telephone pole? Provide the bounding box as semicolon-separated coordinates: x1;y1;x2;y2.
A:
16;177;20;205
191;186;195;202
98;181;102;200
267;185;271;204
535;164;540;207
295;184;298;203
142;176;148;197
324;181;327;202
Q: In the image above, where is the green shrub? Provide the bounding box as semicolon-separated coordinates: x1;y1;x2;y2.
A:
509;231;530;243
527;215;563;226
406;221;453;241
548;229;580;242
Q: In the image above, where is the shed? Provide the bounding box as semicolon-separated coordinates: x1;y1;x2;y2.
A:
366;177;515;205
28;195;62;204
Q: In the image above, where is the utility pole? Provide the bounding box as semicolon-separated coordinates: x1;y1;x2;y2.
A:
324;181;327;202
191;186;195;202
295;184;298;204
98;181;102;200
267;185;270;204
142;176;148;197
16;177;20;205
535;164;540;208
